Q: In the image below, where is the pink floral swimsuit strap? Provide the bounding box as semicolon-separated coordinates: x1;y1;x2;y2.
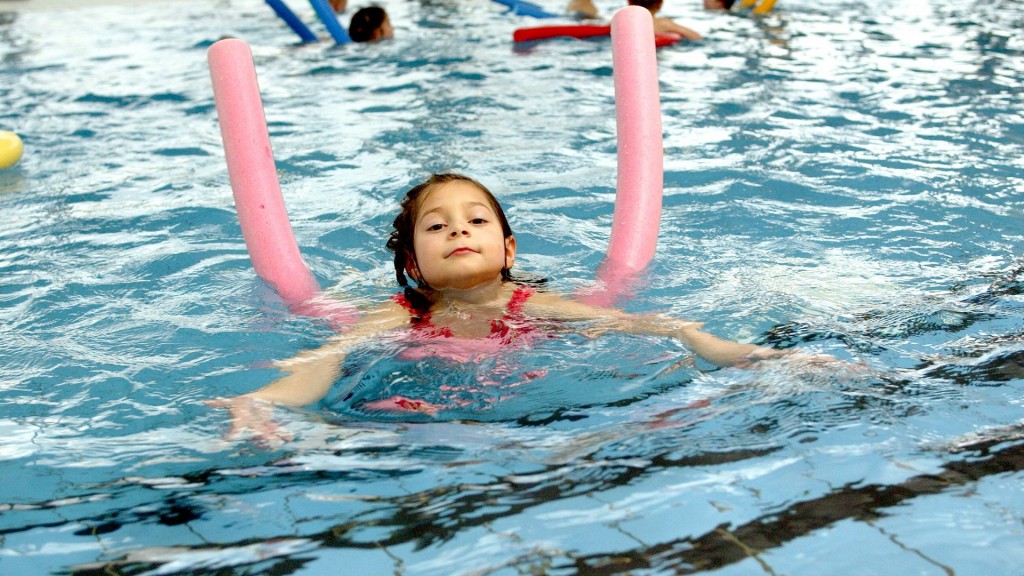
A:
367;286;541;415
391;285;536;340
391;292;452;338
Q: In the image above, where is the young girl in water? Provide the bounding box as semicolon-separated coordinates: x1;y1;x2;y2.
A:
211;173;793;442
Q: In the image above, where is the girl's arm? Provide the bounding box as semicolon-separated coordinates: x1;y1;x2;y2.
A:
524;292;784;367
208;301;409;441
254;302;410;405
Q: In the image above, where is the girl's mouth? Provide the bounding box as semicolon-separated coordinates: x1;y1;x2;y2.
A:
447;247;476;257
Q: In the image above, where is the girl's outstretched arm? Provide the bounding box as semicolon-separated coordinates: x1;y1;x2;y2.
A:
524;292;785;367
208;301;409;442
254;302;409;404
674;323;789;367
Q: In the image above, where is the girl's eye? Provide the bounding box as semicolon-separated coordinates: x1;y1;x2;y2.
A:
426;223;445;232
470;218;488;225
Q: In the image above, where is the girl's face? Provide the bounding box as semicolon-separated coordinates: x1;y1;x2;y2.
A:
408;180;516;291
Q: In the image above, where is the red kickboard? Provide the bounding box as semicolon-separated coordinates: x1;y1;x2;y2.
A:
513;25;681;46
514;24;612;42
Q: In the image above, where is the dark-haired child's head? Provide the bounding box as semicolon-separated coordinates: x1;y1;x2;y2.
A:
348;6;393;42
703;0;736;9
627;0;663;12
387;173;515;291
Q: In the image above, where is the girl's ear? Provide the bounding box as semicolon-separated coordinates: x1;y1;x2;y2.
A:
504;235;517;270
405;251;423;283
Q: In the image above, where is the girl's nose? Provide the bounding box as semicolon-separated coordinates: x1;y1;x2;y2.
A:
449;226;469;237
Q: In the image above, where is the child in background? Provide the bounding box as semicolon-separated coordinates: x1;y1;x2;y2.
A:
210;173;808;443
705;0;778;13
349;6;393;42
703;0;736;9
566;0;702;41
628;0;702;39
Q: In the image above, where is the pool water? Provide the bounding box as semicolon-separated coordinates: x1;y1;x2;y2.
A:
2;0;1024;574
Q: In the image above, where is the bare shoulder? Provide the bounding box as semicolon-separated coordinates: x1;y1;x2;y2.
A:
522;289;624;321
361;298;412;328
325;297;410;343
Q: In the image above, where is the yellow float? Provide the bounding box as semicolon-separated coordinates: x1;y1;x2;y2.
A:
0;131;24;170
740;0;777;13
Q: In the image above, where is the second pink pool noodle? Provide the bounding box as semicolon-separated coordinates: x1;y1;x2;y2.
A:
208;39;357;326
580;6;664;307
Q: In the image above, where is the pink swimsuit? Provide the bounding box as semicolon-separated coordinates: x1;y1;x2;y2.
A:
389;286;538;363
361;286;545;414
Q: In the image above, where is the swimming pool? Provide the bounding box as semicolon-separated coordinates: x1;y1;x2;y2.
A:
2;0;1023;573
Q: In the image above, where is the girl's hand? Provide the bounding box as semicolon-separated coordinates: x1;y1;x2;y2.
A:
740;347;795;365
676;323;837;369
206;396;294;446
739;348;842;369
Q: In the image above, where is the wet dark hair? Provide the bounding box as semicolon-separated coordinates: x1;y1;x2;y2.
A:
386;173;529;312
627;0;661;9
348;6;387;42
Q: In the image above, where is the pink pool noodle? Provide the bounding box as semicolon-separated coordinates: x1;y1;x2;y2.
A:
608;6;662;272
580;6;664;307
208;38;356;325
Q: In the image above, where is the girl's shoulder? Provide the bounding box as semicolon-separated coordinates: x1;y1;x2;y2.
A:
359;297;418;327
518;287;576;314
391;287;434;315
520;287;628;322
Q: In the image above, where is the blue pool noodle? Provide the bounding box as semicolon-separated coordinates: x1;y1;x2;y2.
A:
265;0;318;43
491;0;560;19
308;0;352;44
